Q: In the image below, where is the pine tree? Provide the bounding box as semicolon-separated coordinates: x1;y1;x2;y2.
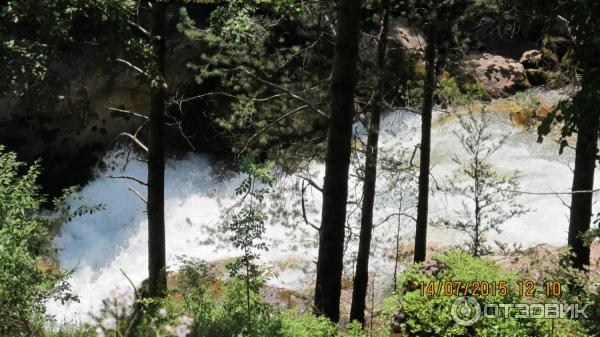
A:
438;112;528;257
314;0;362;323
349;0;390;326
146;0;168;298
538;0;600;270
407;0;471;262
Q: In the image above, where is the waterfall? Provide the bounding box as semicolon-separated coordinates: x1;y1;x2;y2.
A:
47;88;592;323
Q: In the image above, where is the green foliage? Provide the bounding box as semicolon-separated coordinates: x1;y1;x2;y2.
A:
0;147;76;334
555;1;600;69
226;160;274;279
436;113;528;256
383;249;579;337
526;248;600;336
437;76;490;107
159;257;352;337
512;91;541;112
538;85;600;153
462;1;550;45
538;0;600;150
279;311;337;337
159;259;279;337
81;287;195;337
216;160;276;331
400;79;425;108
0;0;138;100
179;1;329;162
46;324;96;337
398;0;471;54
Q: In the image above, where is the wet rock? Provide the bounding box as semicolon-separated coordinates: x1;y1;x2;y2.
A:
519;50;543;69
489;242;600;279
260;285;309;311
471;53;531;97
536;105;552;119
526;68;550;86
510;109;532;127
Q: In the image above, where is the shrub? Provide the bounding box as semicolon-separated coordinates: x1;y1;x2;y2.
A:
159;257;366;337
0;146;75;335
437;76;490;107
383;249;583;337
279;310;337;337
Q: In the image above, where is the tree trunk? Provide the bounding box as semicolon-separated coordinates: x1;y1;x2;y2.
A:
349;0;389;326
314;0;361;323
413;23;437;263
568;70;599;270
147;0;167;298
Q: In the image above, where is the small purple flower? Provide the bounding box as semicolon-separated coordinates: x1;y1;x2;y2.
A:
180;314;193;326
174;324;191;337
164;324;175;334
101;317;117;330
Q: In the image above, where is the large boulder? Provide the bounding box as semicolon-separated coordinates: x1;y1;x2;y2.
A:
519;50;550;86
389;18;426;54
471;53;531;97
519;50;543;69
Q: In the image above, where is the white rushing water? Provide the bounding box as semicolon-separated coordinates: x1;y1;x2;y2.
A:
48;88;596;322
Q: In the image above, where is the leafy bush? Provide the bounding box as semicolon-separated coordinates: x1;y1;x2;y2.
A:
74;287;193;337
157;257;366;337
153;256;280;337
279;311;337;337
534;249;600;336
437;76;490;107
0;146;103;336
0;146;75;335
383;249;582;337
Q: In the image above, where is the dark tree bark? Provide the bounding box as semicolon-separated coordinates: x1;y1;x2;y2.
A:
413;23;437;263
568;70;599;270
349;0;390;326
147;0;167;298
314;0;362;323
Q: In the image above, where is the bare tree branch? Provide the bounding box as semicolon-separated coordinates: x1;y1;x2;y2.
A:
108;107;148;120
116;58;148;77
120;269;139;298
297;175;323;193
126;183;147;204
118;132;149;152
409;144;419;168
169;91;238;106
301;181;320;231
128;20;151;38
120;269;141;337
108;175;148;186
509;188;600;196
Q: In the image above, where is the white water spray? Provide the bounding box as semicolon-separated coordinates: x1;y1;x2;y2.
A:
48;88;595;322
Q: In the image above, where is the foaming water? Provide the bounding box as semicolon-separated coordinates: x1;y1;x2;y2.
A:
47;152;239;321
48;88;595;322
